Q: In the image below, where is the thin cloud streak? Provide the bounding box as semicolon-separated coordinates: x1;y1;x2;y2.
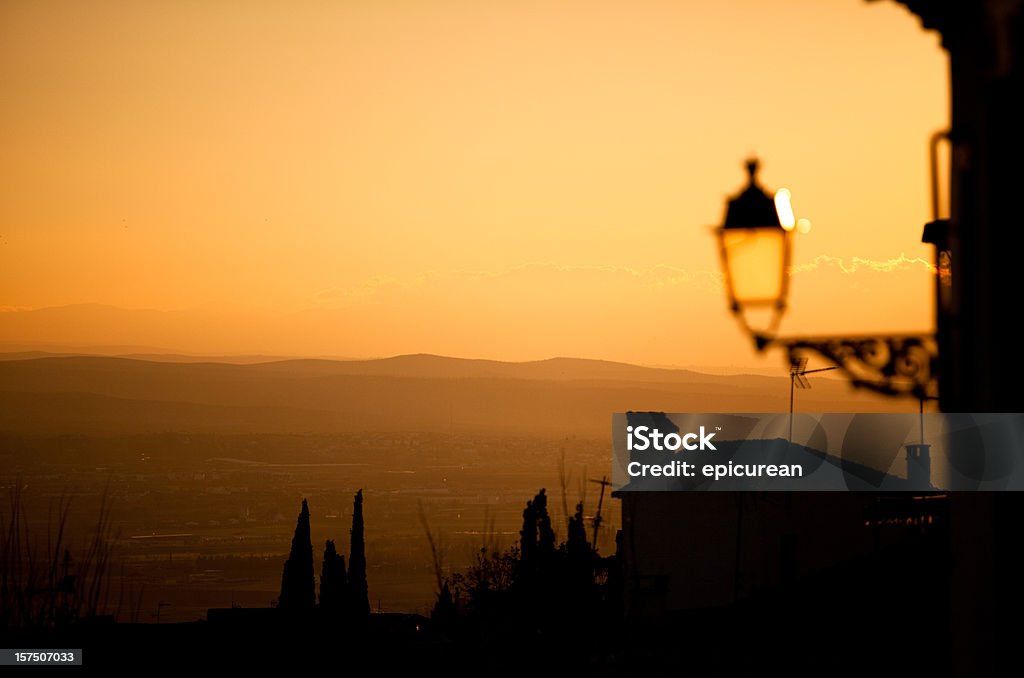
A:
791;253;936;275
307;254;933;310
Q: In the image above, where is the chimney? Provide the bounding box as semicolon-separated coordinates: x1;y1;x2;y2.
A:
905;443;932;489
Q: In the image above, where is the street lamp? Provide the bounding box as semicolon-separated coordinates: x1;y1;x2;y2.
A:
715;158;793;341
712;157;939;400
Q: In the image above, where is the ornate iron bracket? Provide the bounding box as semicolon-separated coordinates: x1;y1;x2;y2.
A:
753;333;938;399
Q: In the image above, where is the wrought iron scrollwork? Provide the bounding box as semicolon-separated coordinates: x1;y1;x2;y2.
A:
756;334;938;399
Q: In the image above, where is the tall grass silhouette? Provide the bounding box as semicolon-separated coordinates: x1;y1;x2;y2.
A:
0;481;133;628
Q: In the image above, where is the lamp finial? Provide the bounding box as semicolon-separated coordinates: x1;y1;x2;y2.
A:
745;157;760;183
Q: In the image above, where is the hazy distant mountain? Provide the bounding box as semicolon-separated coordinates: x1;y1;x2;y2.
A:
0;350;305;364
0;354;909;436
248;354;724;383
0;260;934;368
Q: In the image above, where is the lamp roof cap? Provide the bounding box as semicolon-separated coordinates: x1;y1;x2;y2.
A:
723;157;782;229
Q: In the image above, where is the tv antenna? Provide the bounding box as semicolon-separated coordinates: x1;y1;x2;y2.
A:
789;358;838;442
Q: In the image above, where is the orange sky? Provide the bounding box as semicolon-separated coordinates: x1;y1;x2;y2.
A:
0;0;947;367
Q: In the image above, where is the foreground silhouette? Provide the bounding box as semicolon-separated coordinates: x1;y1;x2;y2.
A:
275;491;370;622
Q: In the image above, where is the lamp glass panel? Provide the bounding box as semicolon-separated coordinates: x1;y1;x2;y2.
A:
721;227;787;305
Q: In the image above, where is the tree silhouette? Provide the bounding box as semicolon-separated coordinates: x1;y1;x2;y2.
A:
566;502;589;560
520;497;538;563
319;539;347;611
536;490;555;556
431;580;455;627
520;488;555;568
347;489;370;618
564;502;594;601
440;488;617;632
278;498;315;609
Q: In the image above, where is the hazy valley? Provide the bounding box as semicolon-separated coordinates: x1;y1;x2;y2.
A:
0;353;911;621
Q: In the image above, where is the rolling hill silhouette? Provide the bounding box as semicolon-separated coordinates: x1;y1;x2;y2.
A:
0;354;907;436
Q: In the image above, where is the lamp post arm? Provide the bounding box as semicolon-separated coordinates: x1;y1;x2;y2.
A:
753;332;938;400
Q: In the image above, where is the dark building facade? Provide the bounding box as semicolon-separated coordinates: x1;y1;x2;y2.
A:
896;3;1024;674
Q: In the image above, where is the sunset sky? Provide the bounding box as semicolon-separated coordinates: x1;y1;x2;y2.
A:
0;0;947;368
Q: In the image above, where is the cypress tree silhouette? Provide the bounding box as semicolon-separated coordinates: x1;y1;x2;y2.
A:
520;496;538;563
566;502;589;559
520;488;555;566
319;539;347;611
565;501;594;599
347;489;370;618
431;581;455;628
536;489;555;557
278;498;315;609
